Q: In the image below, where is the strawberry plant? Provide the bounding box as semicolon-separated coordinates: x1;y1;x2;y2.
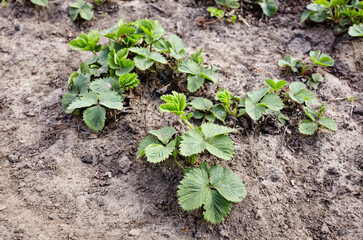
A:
279;51;334;90
179;48;219;92
301;0;363;36
299;104;338;135
189;97;227;123
215;0;240;9
69;0;94;22
285;82;316;104
63;19;219;131
348;23;363;36
257;0;278;17
208;7;225;21
138;92;247;223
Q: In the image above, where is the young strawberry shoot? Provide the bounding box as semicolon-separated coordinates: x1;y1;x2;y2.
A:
257;0;278;17
189;97;227;123
299;104;338;135
179;48;219;92
138;91;247;224
69;0;94;22
279;50;334;90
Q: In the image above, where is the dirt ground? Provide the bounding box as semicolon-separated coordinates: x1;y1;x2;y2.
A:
0;0;362;239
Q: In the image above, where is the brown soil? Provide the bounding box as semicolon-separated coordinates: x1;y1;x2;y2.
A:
0;0;362;239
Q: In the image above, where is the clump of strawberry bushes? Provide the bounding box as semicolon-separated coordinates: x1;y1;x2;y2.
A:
63;19;219;131
63;19;246;224
64;18;339;224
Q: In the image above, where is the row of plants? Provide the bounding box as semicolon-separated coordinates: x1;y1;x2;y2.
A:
301;0;363;37
62;19;249;224
64;18;339;224
207;0;362;37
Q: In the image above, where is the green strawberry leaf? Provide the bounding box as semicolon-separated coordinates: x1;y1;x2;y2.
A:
245;98;266;120
205;135;234;160
83;105;106;131
258;0;278;17
348;23;363;37
318;116;338;131
67;91;98;111
169;34;186;60
180;129;206;156
298;119;318;135
209;166;247;202
149;126;177;145
160;91;187;116
187;75;205;92
264;79;287;92
211;105;227;122
201;122;235;139
190;98;213;111
145;140;176;163
30;0;48;6
215;0;240;8
260;94;284;111
177;168;211;211
137;136;160;158
309;50;334;67
203;190;231;224
98;91;123;110
119;73;139;90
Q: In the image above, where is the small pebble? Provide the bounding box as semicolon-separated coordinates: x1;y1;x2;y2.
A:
14;25;20;31
338;228;346;236
0;205;7;211
81;155;93;164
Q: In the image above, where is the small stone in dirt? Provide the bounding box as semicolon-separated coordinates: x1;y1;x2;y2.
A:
81;155;93;164
14;25;20;31
220;229;229;238
338;228;346;236
321;223;330;233
0;205;7;211
31;69;38;75
118;155;131;174
254;209;262;220
129;228;140;236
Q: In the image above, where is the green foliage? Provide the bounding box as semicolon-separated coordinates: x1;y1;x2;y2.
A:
301;0;363;35
243;88;284;120
227;15;237;23
177;163;246;224
30;0;48;6
278;54;301;73
258;0;278;17
69;30;101;53
287;82;315;104
69;0;94;21
208;7;225;20
137;127;177;163
179;48;219;92
264;79;287;92
190;97;227;123
180;123;235;160
299;104;338;135
215;0;240;8
94;0;106;6
348;23;363;36
307;73;324;90
129;47;167;70
160;91;187;117
279;51;334;80
215;89;241;117
65;19;218;131
309;50;335;66
119;73;139;90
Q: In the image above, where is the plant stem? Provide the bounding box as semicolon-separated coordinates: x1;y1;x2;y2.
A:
182;118;194;129
174;158;186;171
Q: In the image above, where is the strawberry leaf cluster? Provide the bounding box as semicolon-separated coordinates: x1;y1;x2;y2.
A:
63;19;219;131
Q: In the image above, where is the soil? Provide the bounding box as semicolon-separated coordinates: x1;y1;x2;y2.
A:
0;0;362;239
